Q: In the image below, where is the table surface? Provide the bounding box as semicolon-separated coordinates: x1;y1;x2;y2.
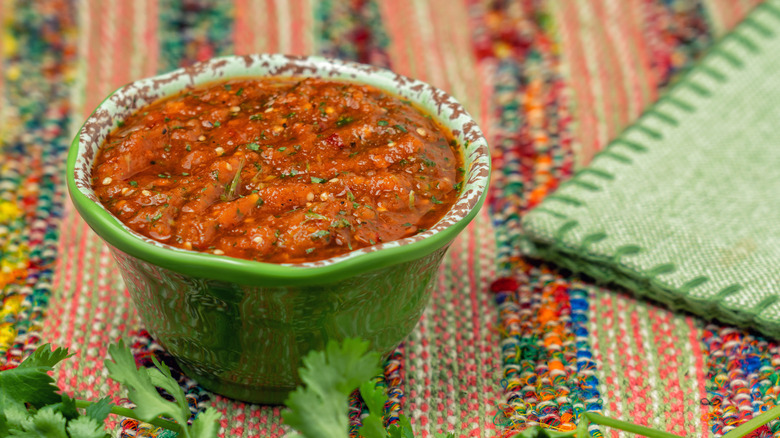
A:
0;1;773;437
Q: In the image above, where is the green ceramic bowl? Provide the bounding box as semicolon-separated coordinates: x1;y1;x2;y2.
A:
66;54;490;403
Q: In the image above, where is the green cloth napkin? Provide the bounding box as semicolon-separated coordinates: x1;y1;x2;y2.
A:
522;0;780;338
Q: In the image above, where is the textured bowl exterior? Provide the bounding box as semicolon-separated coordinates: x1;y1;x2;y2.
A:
109;243;447;403
66;54;490;402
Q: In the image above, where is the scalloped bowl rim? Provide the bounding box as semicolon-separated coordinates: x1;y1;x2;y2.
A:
66;54;490;286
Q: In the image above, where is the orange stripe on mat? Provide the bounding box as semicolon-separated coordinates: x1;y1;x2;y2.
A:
266;0;280;53
113;0;134;85
555;1;599;165
144;0;159;77
589;0;625;142
233;0;255;55
648;307;687;435
625;0;658;106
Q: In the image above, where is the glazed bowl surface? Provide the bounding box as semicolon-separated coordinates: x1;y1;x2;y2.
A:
66;54;490;403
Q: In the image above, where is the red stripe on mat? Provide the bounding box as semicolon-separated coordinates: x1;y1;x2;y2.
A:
233;0;255;55
558;2;599;163
688;318;709;438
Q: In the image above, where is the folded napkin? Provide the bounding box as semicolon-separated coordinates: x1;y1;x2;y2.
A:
522;0;780;338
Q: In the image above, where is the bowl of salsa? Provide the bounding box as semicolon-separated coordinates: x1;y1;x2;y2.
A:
67;54;490;403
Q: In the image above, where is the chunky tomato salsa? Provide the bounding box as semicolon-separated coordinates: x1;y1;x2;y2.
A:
92;78;464;263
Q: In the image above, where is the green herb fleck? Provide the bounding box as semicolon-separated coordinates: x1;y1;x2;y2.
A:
236;87;244;96
246;143;261;151
305;248;315;254
129;181;138;187
431;196;443;204
336;116;354;127
377;120;389;126
310;230;331;240
305;211;330;221
213;121;221;127
222;160;244;201
278;147;287;152
394;124;408;133
311;177;327;184
330;218;351;229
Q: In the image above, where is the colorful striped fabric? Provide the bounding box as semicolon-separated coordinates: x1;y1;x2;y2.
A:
1;0;778;437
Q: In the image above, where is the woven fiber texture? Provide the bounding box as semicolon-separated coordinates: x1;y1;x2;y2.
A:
523;0;780;339
3;0;779;437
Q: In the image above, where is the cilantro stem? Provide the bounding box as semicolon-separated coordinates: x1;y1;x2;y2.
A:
720;404;780;438
584;413;683;438
74;399;183;433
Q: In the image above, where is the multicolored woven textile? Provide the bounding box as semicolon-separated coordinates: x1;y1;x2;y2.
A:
1;0;777;437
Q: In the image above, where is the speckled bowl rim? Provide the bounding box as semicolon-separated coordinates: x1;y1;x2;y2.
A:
66;54;490;286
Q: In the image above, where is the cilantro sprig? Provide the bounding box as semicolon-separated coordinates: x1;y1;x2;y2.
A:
0;342;221;438
281;338;455;438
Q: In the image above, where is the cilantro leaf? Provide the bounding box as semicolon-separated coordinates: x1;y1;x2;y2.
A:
189;408;222;438
65;416;109;438
148;355;190;420
84;397;114;423
18;345;72;369
359;380;386;416
3;403;28;432
282;338;382;438
15;408;68;438
387;415;415;438
105;341;190;436
357;381;388;438
0;344;70;411
46;394;79;421
282;386;348;438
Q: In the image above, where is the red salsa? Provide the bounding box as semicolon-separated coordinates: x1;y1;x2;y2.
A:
92;78;463;263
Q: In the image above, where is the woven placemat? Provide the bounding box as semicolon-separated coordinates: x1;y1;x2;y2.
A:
4;0;780;437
